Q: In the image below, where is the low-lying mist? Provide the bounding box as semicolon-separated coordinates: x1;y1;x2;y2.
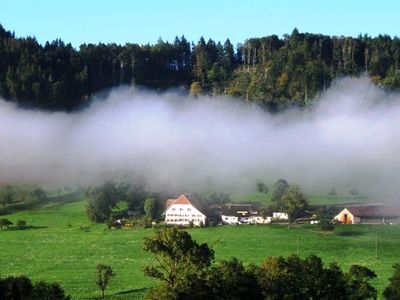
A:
1;77;399;199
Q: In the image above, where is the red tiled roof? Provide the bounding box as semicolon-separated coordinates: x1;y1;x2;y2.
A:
172;194;191;205
164;194;210;216
165;194;192;209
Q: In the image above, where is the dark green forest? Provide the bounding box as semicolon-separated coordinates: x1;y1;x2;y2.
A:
1;24;400;111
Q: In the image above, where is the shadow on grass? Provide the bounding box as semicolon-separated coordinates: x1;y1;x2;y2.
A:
80;288;150;300
112;287;150;296
336;230;366;237
6;225;48;231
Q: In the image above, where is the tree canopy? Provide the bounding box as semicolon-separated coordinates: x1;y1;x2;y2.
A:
95;264;114;299
86;181;118;223
0;275;70;300
143;226;214;298
143;227;378;300
280;184;309;227
1;24;400;111
383;264;400;300
271;178;289;205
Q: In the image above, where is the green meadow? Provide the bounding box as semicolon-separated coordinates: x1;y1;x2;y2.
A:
0;197;399;299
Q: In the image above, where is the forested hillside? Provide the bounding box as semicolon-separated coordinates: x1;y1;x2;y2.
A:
1;25;399;111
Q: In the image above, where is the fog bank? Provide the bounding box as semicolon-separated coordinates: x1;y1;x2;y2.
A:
1;78;399;198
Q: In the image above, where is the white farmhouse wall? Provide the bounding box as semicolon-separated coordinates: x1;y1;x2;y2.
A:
165;203;206;226
273;212;288;220
250;216;271;224
221;215;239;224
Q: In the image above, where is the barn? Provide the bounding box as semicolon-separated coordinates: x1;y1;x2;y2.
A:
221;204;254;224
334;205;400;224
221;204;270;224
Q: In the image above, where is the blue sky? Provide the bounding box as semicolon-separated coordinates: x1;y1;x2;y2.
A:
1;0;399;47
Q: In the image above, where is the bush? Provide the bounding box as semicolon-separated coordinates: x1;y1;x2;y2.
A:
142;216;152;228
319;217;334;232
208;220;218;227
17;220;27;229
0;276;33;299
0;275;69;300
32;281;70;300
0;218;13;230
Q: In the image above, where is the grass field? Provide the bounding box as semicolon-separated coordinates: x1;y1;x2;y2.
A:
0;197;399;299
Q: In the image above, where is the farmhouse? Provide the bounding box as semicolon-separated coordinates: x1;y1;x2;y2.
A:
273;212;289;220
334;205;400;224
164;194;207;226
221;204;270;224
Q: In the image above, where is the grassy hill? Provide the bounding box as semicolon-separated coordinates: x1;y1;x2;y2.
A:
0;197;399;299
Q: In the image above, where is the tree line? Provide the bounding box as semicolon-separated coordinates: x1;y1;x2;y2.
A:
1;24;400;111
143;226;400;300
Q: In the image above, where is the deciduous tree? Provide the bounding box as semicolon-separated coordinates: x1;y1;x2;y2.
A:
143;227;214;298
31;188;47;202
207;257;262;300
125;182;147;211
280;184;308;228
256;181;265;193
346;265;377;300
144;198;156;220
86;181;118;223
1;184;13;206
383;264;400;300
272;179;289;205
96;264;114;299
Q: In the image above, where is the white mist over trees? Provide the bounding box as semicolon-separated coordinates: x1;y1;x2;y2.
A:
0;77;399;198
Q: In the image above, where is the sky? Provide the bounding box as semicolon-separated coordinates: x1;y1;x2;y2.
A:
1;0;399;47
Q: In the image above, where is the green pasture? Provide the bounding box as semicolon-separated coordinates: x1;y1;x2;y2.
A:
0;197;399;299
